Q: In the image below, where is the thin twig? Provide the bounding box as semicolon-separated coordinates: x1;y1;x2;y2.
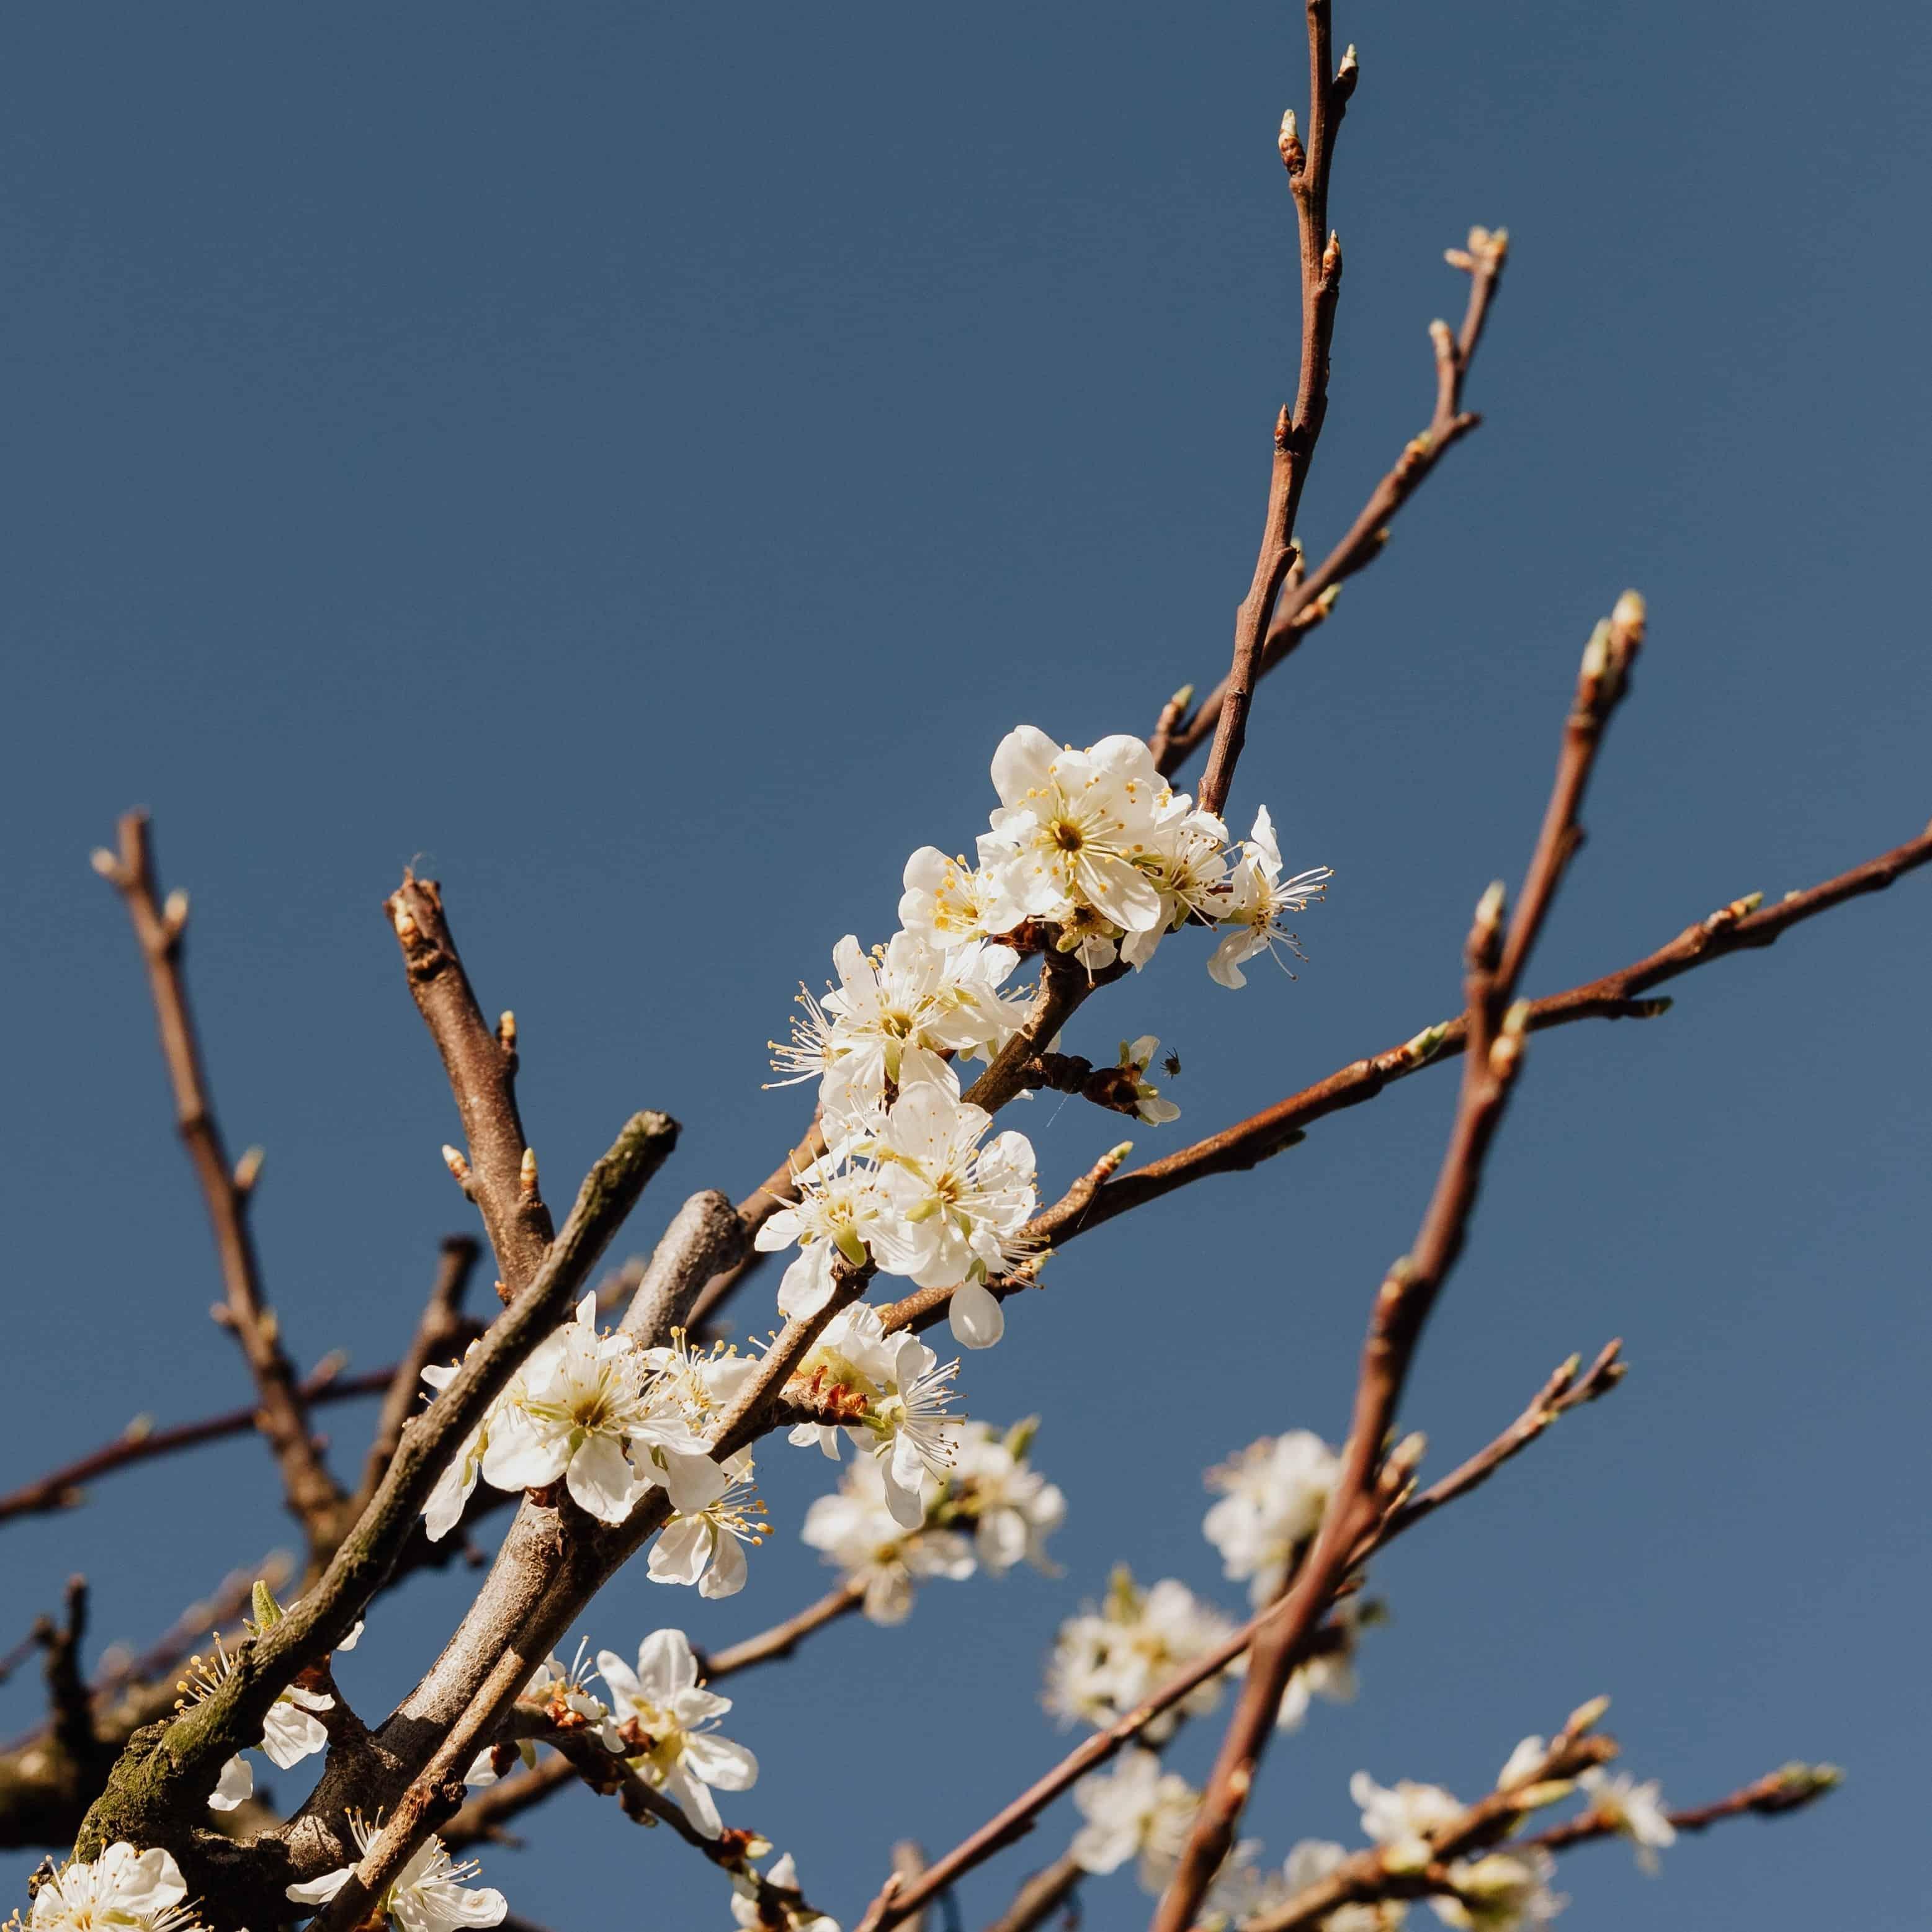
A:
0;1363;388;1526
696;1581;866;1678
385;875;554;1301
1160;225;1508;782
982;1851;1084;1932
1195;0;1354;818
1514;1761;1841;1854
1149;596;1644;1931
93;812;346;1548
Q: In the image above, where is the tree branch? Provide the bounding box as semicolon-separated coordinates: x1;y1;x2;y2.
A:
1195;0;1354;818
385;875;554;1301
1149;596;1644;1931
93;811;346;1549
1156;224;1508;782
857;1342;1624;1930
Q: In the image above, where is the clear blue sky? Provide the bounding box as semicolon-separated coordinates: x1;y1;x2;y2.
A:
2;5;1927;1928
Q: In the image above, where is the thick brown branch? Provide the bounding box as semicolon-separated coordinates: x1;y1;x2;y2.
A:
385;875;554;1300
94;812;346;1547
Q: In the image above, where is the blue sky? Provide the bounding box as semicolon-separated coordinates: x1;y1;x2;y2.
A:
1;5;1927;1928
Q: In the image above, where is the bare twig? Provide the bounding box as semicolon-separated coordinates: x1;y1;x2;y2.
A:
1195;0;1354;818
1014;816;1932;1254
619;1189;749;1341
385;875;553;1300
1160;224;1508;783
1516;1761;1841;1853
1150;597;1644;1931
983;1851;1084;1932
697;1581;866;1678
93;812;346;1547
0;1363;387;1526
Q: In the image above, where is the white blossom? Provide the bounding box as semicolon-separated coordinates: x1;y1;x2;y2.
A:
753;1142;887;1321
1118;799;1232;971
1208;805;1333;989
768;932;1027;1129
1280;1841;1408;1931
596;1629;758;1841
478;1293;711;1524
1351;1770;1465;1869
977;727;1171;939
790;1302;963;1527
1044;1571;1235;1741
1203;1429;1339;1604
869;1084;1037;1348
730;1853;841;1932
650;1451;767;1598
949;1420;1065;1575
898;846;1006;950
1109;1035;1182;1124
1577;1766;1675;1874
799;1454;975;1624
1429;1851;1563;1930
30;1843;203;1932
285;1812;506;1931
177;1632;334;1810
419;1343;491;1542
1070;1747;1199;1888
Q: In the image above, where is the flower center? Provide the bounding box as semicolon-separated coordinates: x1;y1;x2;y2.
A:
1051;819;1085;852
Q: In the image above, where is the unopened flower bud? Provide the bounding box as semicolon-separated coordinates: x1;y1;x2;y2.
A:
89;847;120;880
1279;107;1305;172
519;1147;540;1200
1565;1693;1611;1737
442;1144;473;1189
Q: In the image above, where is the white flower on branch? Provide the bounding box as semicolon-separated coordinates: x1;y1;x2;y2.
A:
1044;1569;1236;1741
1576;1766;1676;1874
1070;1746;1200;1889
285;1812;506;1930
978;725;1171;939
478;1293;711;1526
767;931;1027;1130
949;1419;1065;1574
419;1343;493;1542
649;1451;767;1598
730;1852;840;1932
1280;1840;1408;1931
1429;1851;1565;1930
596;1628;759;1841
898;846;1004;950
177;1630;333;1810
30;1843;204;1932
1112;1035;1183;1125
1117;798;1232;972
636;1330;759;1433
800;1454;975;1624
789;1301;964;1527
754;1142;887;1321
1208;804;1333;989
1351;1770;1466;1870
1203;1428;1341;1604
869;1084;1038;1348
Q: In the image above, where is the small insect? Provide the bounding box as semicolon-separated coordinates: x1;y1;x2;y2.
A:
1161;1047;1183;1080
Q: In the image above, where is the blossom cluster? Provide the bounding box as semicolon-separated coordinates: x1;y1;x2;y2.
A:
416;1299;764;1595
1068;1735;1643;1932
761;724;1329;1351
801;1418;1065;1623
902;725;1330;984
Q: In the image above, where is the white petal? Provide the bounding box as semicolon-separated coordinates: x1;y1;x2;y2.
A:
699;1534;749;1598
208;1754;254;1811
949;1279;1006;1350
648;1516;713;1586
565;1434;646;1525
683;1731;759;1791
636;1627;699;1699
